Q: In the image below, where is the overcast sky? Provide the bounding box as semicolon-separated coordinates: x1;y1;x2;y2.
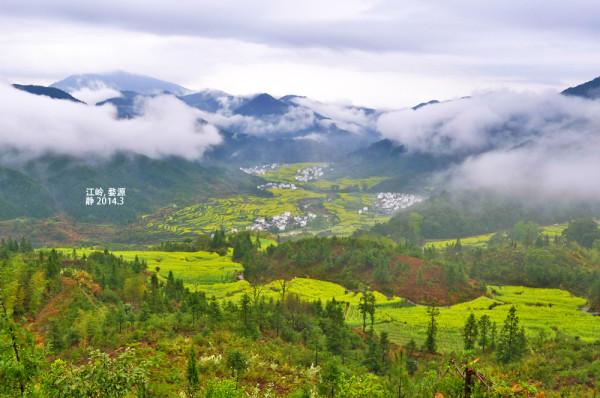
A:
1;0;600;108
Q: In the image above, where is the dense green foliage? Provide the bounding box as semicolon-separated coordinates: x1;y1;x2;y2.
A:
563;218;600;248
0;167;55;220
3;219;600;396
0;155;263;225
370;191;600;242
243;236;429;295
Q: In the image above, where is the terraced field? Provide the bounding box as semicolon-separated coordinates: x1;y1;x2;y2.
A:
56;247;600;350
374;285;599;351
139;164;400;237
200;278;394;306
120;250;243;285
56;248;243;285
259;163;325;184
324;193;389;235
424;234;493;250
540;223;568;236
258;163;388;191
309;177;388;191
143;188;326;235
192;274;600;351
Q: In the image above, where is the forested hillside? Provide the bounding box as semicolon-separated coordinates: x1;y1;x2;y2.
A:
370;190;600;241
2;217;600;396
0;154;264;224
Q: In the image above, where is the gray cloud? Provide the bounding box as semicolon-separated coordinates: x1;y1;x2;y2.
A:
377;90;600;197
2;1;599;55
0;84;222;160
290;97;378;134
195;98;378;137
197;106;317;136
2;1;600;109
449;139;600;198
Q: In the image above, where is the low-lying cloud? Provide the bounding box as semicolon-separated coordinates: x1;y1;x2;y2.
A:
195;96;379;138
377;90;600;198
290;97;378;134
197;106;317;136
0;83;222;160
70;81;122;105
293;133;326;142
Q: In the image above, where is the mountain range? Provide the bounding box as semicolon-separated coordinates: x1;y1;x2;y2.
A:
5;71;600;225
20;72;385;163
562;76;600;99
12;84;85;103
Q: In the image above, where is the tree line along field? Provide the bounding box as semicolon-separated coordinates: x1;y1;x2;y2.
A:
54;247;600;352
55;248;247;285
374;285;600;352
201;279;600;351
55;236;275;286
424;223;569;250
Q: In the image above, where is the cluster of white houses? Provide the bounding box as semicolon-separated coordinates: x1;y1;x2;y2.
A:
247;212;318;231
294;165;327;182
374;193;424;213
257;182;298;190
240;163;289;175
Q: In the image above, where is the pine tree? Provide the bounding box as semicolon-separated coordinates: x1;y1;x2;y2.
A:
462;312;478;351
166;271;176;299
498;306;527;362
379;331;390;369
116;305;127;333
318;357;344;398
226;349;248;385
240;293;251;326
232;232;254;261
367;291;376;330
364;333;384;373
490;321;497;350
454;237;462;252
187;345;199;393
209;296;221;321
358;290;371;332
478;314;491;353
48;318;64;352
45;249;61;279
20;237;32;253
424;303;440;353
308;326;325;366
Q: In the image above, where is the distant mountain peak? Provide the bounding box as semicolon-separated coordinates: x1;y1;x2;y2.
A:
562;76;600;99
233;93;289;117
179;89;248;113
50;71;191;96
12;84;85;103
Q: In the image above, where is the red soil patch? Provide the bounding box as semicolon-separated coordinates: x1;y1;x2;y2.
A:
33;278;76;329
378;256;483;306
